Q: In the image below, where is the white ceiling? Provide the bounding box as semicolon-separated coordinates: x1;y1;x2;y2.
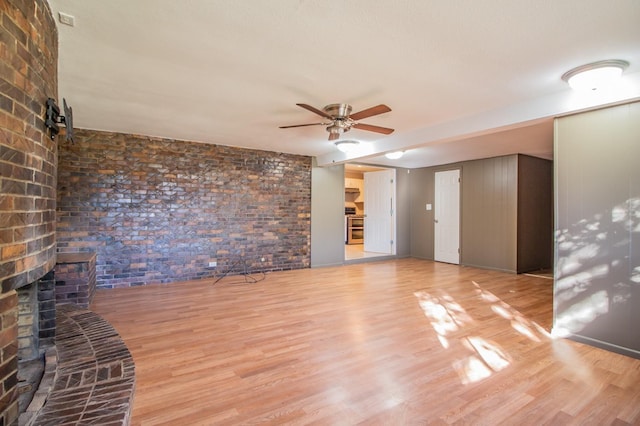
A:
48;0;640;169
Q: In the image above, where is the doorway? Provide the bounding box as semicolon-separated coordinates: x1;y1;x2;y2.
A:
344;164;396;261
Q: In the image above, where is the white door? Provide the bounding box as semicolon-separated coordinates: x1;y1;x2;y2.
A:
364;169;396;254
434;169;460;264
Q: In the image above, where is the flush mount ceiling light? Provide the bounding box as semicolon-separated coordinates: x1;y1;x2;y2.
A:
385;151;404;160
562;59;629;91
335;140;360;153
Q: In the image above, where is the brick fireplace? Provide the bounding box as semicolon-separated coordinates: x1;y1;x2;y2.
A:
0;1;58;424
17;272;56;362
15;272;56;414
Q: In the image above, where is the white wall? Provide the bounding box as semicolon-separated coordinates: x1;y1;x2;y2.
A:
310;160;345;267
554;101;640;359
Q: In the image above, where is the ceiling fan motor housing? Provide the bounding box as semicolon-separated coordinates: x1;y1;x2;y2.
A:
323;103;352;119
325;104;353;135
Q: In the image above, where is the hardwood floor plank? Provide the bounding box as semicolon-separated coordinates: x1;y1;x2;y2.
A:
91;258;640;425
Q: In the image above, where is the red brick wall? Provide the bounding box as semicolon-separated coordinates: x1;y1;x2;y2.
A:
54;253;96;308
0;0;58;292
0;291;18;424
57;129;311;288
0;1;58;424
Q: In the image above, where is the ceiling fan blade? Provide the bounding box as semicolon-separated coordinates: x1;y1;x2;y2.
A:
328;132;340;141
349;104;391;121
279;122;326;129
296;103;334;119
353;123;395;135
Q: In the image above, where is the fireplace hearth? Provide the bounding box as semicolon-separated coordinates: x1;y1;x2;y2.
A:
11;255;134;425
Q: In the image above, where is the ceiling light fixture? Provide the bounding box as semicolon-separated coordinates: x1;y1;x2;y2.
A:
562;59;629;91
335;140;359;153
385;151;404;160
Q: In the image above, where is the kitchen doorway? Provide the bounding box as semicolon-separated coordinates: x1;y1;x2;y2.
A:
344;164;396;261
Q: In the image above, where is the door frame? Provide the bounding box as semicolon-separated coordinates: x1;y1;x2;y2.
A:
343;164;397;261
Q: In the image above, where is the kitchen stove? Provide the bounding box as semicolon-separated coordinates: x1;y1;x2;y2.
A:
345;207;364;244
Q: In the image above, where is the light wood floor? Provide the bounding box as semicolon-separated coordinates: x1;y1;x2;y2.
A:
344;243;387;260
91;258;640;425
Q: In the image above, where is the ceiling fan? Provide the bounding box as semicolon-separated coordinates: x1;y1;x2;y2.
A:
279;103;394;141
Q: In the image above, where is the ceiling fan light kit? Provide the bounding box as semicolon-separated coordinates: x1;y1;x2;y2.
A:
280;103;394;141
562;59;629;91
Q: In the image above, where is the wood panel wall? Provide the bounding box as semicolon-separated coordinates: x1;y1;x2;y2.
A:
517;154;553;273
410;154;552;273
462;156;518;272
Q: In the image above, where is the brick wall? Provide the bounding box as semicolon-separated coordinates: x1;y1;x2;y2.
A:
16;270;55;360
54;253;96;308
0;1;58;424
0;1;58;292
36;270;55;348
57;129;311;288
0;290;18;424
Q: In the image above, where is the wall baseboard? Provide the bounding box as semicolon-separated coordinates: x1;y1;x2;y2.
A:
554;329;640;360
